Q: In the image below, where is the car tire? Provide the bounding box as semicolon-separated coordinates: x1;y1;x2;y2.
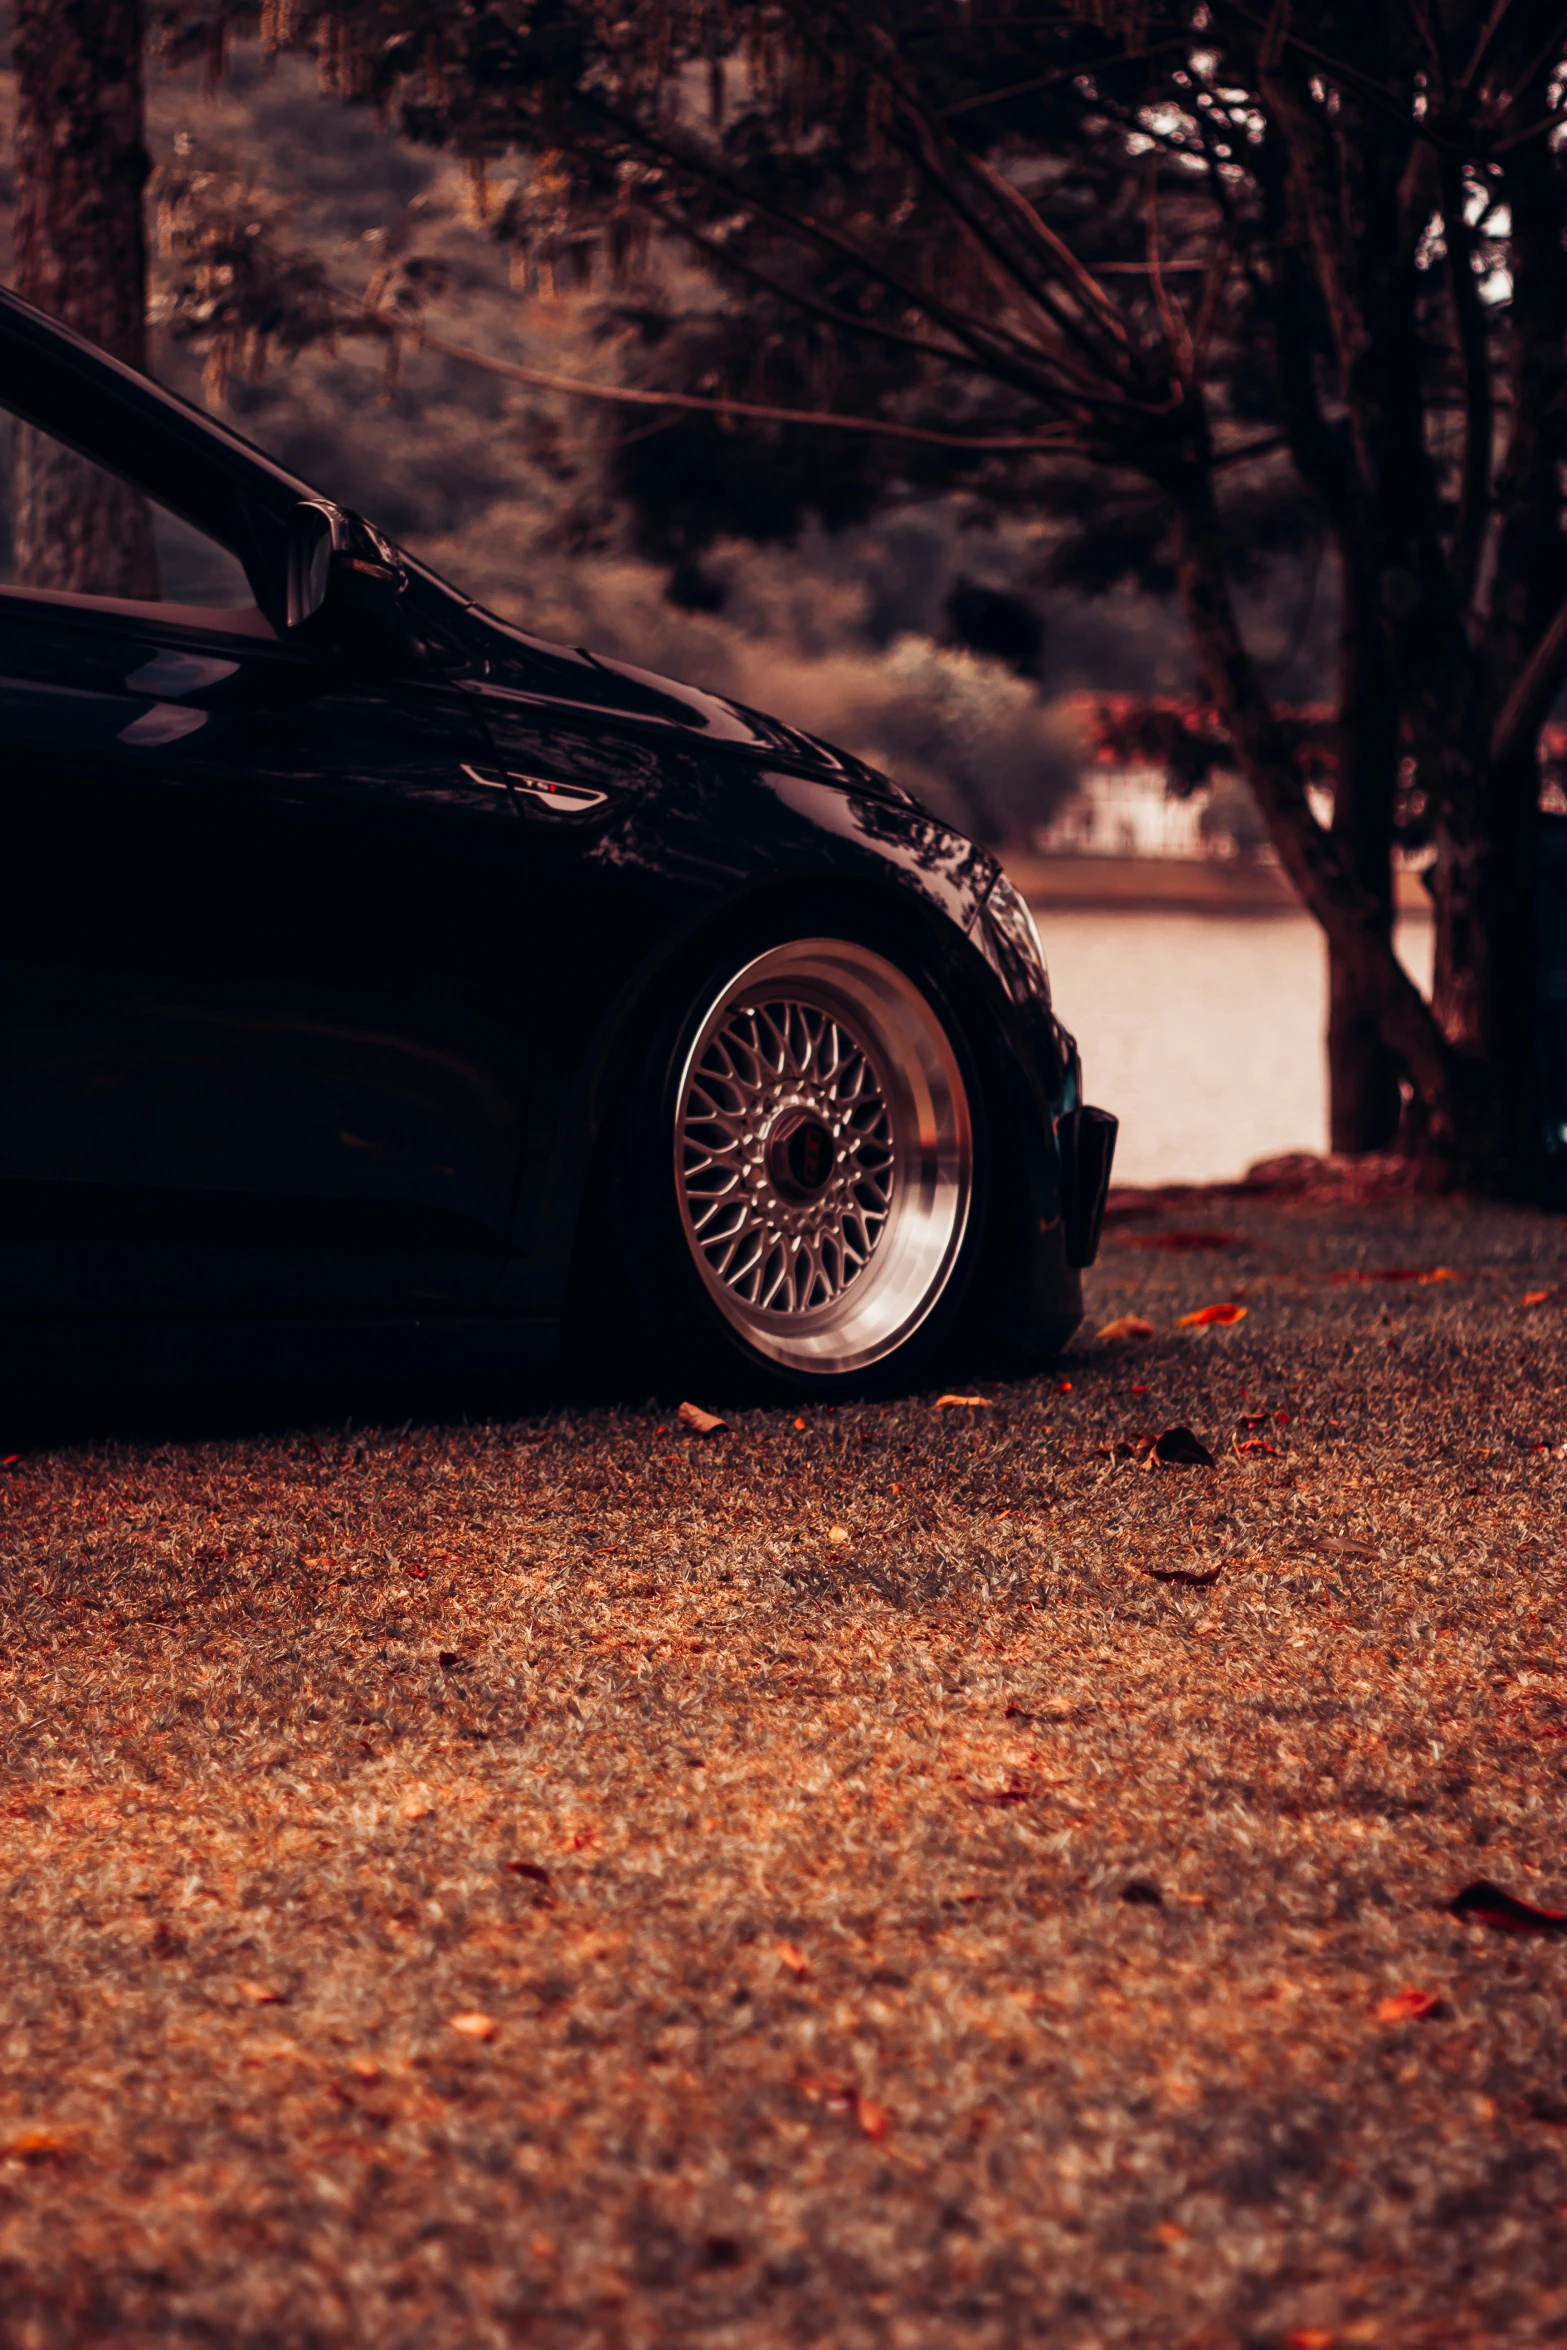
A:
582;917;993;1398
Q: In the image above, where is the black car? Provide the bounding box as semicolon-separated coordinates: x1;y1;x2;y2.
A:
0;282;1115;1399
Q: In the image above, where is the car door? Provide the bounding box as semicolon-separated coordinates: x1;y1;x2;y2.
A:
0;405;540;1327
0;588;549;1323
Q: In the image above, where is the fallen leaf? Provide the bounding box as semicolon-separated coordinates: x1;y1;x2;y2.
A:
826;1525;851;1544
1176;1303;1247;1329
449;2011;497;2041
1147;1562;1221;1586
1;2128;72;2164
1234;1437;1278;1456
1096;1314;1155;1341
678;1400;727;1435
1122;1230;1235;1252
854;2092;888;2140
1283;2332;1335;2350
793;1416;806;1431
348;2058;381;2084
1332;1264;1463;1286
1376;1988;1441;2024
935;1393;990;1408
1523;1289;1554;1307
1150;1426;1216;1469
401;1791;434;1821
1153;2222;1187;2245
236;1981;283;2006
776;1941;810;1977
1449;1880;1567;1934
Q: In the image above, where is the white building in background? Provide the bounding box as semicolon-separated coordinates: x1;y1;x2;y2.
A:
1036;762;1225;860
1036;750;1333;862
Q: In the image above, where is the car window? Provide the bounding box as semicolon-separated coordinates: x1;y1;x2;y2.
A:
0;400;260;620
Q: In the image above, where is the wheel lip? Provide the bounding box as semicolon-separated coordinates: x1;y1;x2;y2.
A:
673;937;974;1378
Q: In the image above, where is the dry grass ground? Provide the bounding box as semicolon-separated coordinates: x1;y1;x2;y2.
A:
1;1190;1566;2349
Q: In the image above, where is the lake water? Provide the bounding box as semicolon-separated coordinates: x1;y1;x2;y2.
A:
1036;907;1436;1185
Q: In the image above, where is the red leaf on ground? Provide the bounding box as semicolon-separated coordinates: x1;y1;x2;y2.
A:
1522;1289;1555;1307
1176;1303;1247;1328
1096;1315;1156;1342
1150;1426;1216;1468
1333;1265;1462;1286
450;2011;497;2041
678;1400;727;1436
1376;1988;1441;2024
854;2092;888;2140
1;2128;73;2164
776;1941;809;1977
1449;1880;1567;1933
1123;1230;1236;1252
1234;1437;1278;1456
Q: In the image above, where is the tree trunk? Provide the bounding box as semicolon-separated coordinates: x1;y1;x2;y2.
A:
1168;470;1460;1157
10;0;157;598
1327;544;1402;1152
1327;942;1403;1154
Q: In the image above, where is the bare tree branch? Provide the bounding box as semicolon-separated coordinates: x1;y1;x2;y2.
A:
1438;149;1494;606
359;304;1086;450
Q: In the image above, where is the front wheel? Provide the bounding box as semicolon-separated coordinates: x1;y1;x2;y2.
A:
587;927;988;1395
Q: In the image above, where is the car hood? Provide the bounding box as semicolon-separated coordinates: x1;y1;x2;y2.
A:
449;592;910;801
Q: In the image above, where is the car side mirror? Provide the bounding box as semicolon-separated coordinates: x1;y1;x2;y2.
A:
287;498;406;635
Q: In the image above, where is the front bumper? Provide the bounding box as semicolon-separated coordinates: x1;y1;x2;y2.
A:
1055;1104;1118;1267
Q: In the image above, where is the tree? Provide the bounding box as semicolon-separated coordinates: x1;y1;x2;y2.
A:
153;1;1567;1186
11;0;159;595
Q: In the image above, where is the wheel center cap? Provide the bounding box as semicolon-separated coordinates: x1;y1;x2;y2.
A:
767;1112;836;1201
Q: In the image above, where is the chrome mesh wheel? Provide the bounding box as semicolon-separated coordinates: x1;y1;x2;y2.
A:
674;940;973;1375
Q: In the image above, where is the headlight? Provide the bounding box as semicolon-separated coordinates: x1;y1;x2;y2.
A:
983;872;1050;999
